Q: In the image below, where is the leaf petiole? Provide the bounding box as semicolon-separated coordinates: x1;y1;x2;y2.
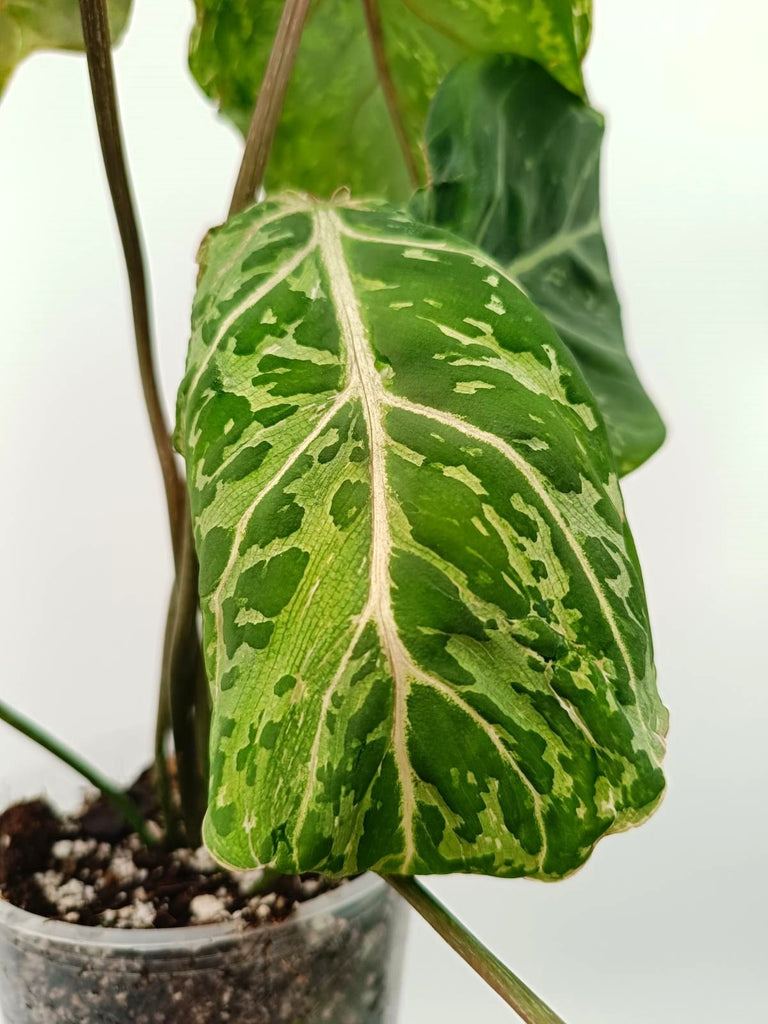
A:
386;876;567;1024
229;0;313;215
361;0;419;187
0;699;156;847
77;0;184;562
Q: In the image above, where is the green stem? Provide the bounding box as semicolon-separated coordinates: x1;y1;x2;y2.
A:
164;512;207;844
153;641;181;848
193;647;211;785
385;877;567;1024
0;699;155;848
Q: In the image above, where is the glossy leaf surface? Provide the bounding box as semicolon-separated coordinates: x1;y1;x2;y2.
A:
188;0;591;198
413;57;666;474
0;0;131;96
176;196;667;877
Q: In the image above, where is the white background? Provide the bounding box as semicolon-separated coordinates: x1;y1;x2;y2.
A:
1;1;767;1020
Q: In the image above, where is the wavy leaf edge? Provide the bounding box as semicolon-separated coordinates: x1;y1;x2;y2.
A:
177;195;668;881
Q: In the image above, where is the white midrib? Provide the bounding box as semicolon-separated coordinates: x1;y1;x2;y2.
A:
334;216;649;749
316;208;418;870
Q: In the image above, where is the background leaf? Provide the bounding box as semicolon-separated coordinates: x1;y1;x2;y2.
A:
404;0;592;86
188;0;591;199
413;56;666;475
177;196;667;879
0;0;132;97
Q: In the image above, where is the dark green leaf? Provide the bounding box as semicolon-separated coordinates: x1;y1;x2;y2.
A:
413;56;666;475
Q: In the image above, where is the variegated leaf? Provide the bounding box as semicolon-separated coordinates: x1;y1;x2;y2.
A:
0;0;131;97
413;56;666;475
188;0;591;199
176;196;668;878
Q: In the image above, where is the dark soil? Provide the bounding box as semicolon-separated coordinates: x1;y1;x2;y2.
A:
0;770;335;929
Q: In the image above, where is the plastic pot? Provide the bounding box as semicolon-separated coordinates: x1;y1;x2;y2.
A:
0;871;407;1023
0;732;407;1023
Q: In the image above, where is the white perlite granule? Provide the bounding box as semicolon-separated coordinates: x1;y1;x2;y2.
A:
253;901;271;922
114;898;156;929
34;872;96;914
234;867;266;896
106;848;145;886
175;846;219;874
51;838;97;861
189;893;228;925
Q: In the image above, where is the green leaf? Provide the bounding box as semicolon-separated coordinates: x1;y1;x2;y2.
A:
0;0;132;97
413;56;666;476
176;196;667;878
188;0;591;199
403;0;592;84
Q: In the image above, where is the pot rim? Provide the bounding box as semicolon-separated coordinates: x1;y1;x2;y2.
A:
0;871;384;950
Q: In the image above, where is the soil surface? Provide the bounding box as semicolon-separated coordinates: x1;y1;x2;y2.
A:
0;770;335;929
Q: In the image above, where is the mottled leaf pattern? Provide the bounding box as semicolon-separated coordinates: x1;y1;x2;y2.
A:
188;0;590;198
413;56;666;475
176;196;667;878
403;0;591;84
0;0;131;96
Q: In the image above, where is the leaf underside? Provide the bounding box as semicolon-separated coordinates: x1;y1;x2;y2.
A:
0;0;131;97
176;196;667;878
188;0;591;198
413;56;666;475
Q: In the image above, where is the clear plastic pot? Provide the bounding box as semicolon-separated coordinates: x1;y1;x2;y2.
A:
0;732;407;1023
0;872;407;1023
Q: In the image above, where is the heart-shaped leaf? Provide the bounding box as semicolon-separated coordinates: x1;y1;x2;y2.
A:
176;196;667;878
413;56;666;475
188;0;591;199
0;0;132;97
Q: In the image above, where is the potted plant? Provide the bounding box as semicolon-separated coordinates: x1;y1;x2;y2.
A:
0;0;668;1021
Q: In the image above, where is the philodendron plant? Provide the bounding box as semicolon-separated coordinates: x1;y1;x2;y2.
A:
1;0;668;1019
